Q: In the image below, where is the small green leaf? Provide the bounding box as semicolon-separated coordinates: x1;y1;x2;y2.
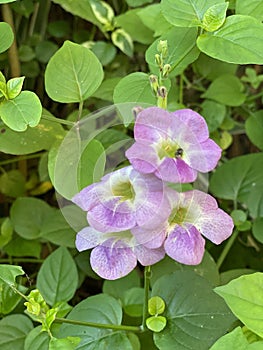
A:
88;41;117;65
49;337;81;350
215;272;263;338
231;210;247;225
0;22;14;53
0;218;13;248
201;100;226;132
89;0;114;31
146;316;167;333
0;90;42;131
111;28;134;57
0;170;26;197
24;326;49;350
6;76;25;99
245;111;263;150
197;15;263;64
202;75;245;106
0;283;27;315
202;2;228;32
45;40;104;103
125;0;154;6
4;235;41;258
148;296;166;316
210;326;248;349
0;264;24;287
138;4;172;37
36;247;78;305
123;287;144;317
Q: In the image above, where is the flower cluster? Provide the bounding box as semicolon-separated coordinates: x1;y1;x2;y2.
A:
72;107;233;280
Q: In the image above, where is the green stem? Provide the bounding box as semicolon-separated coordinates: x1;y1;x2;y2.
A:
0;258;44;263
55;317;141;332
246;90;263;102
42;114;75;126
216;229;239;269
0;153;45;166
77;101;84;122
142;266;151;331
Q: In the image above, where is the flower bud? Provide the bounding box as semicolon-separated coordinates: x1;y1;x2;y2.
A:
162;64;171;78
155;54;162;67
157;86;167;109
157;40;168;58
149;74;159;93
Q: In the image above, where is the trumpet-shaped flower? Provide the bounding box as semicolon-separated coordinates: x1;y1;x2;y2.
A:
126;107;221;183
131;190;234;265
75;227;165;279
72;166;170;233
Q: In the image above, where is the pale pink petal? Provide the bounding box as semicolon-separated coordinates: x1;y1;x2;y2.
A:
75;227;105;251
185;139;221;172
157;158;197;183
131;225;167;248
72;184;100;211
90;241;137;280
134;244;165;266
195;208;234;244
126;142;160;174
164;224;205;265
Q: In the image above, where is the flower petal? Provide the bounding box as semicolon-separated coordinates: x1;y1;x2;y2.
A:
157;157;197;183
75;227;105;251
131;225;167;248
126;142;160;174
90;241;137;280
185;139;221;172
134;244;165;266
164;224;205;265
195;208;234;244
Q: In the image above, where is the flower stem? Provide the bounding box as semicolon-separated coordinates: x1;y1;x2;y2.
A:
216;229;239;270
0;153;45;166
54;317;141;332
142;265;151;331
42;114;75;126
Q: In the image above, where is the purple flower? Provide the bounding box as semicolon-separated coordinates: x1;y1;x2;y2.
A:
126;107;221;183
72;166;170;233
132;190;234;265
76;227;165;279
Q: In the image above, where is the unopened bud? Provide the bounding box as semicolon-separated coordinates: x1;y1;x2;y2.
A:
132;106;144;119
157;86;167;109
155;54;162;67
157;40;168;58
162;64;171;78
149;74;159;93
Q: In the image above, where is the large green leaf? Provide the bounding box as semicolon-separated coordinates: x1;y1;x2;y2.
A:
0;91;42;131
201;75;246;106
0;314;33;350
0;283;27;315
24;326;49;350
210;327;249;349
4;235;41;258
197;15;263;64
245;111;263;150
0;22;14;53
0;264;24;286
138;4;172;37
161;0;224;27
113;72;155;105
215;273;263;338
36;247;78;305
59;294;134;350
210;153;263;217
0;109;65;155
152;271;235;350
45;40;103;103
146;27;200;77
236;0;263;21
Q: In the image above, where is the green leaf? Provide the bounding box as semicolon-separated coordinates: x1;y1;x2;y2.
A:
49;337;81;350
125;0;154;6
0;283;27;315
0;264;24;286
59;294;134;349
123;287;144;317
0;22;14;53
201;100;226;132
146;316;167;333
202;75;246;106
36;247;78;305
88;41;116;66
0;314;33;350
10;197;53;240
231;210;247;225
92;77;121;102
236;0;263;21
210;153;263;217
35;40;59;64
210;326;248;349
202;2;228;32
215;272;263;338
24;326;49;350
151;251;220;286
194;53;237;80
148;296;165;315
0;110;65;155
113;72;155;105
252;217;263;244
0;170;26;197
0;217;13;248
89;0;114;30
0;91;42;131
220;269;257;285
4;235;41;258
6;76;25;99
146;27;200;77
116;9;154;44
77;139;105;190
161;0;225;27
0;0;17;3
152;271;235;350
138;4;172;37
45;40;104;103
111;29;134;57
197;15;263;64
245;111;263;150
